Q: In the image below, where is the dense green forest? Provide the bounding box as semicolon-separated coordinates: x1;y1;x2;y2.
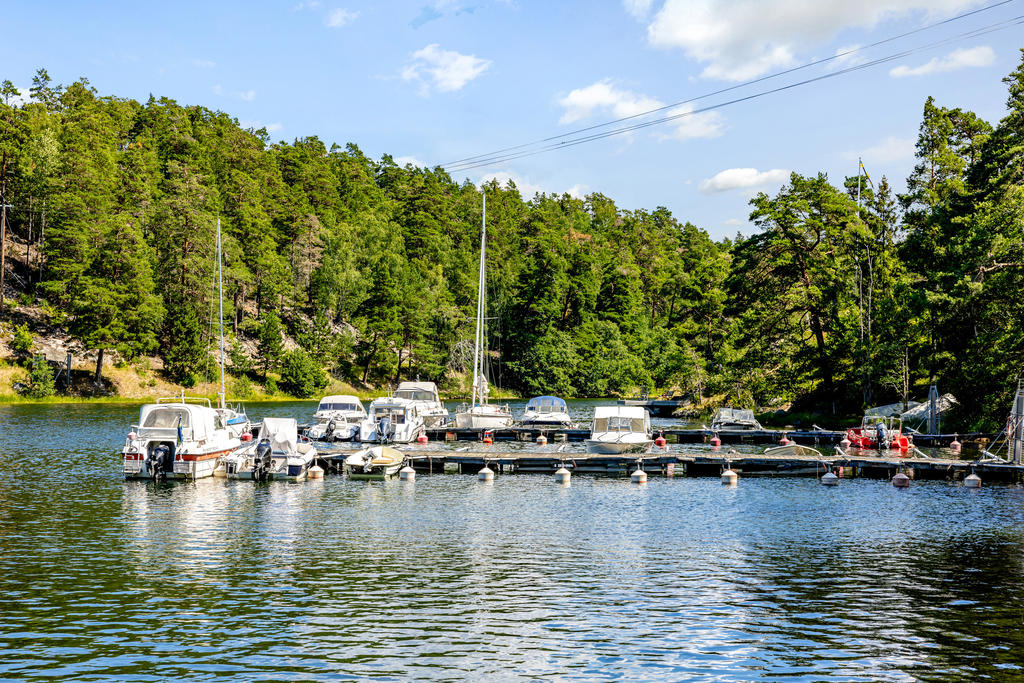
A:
0;53;1022;429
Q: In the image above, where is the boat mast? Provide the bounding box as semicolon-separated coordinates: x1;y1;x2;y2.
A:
217;218;226;410
471;191;486;407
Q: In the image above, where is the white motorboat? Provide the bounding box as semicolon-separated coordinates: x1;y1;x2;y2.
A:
342;445;405;480
124;219;249;480
218;417;317;481
585;405;653;455
394;381;449;427
305;394;366;441
123;396;242;480
359;396;425;443
454;192;513;430
520;396;573;428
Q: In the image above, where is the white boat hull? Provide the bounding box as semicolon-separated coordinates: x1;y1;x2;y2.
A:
585;439;653;455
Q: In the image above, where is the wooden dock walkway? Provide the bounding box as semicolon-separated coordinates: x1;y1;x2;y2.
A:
420;426;992;448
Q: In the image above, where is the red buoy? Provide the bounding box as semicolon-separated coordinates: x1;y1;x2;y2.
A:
780;433;790;446
417;433;429;444
654;433;667;448
483;431;493;445
710;435;721;448
241;433;252;442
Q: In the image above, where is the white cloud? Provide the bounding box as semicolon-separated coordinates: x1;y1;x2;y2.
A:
6;86;31;107
480;171;546;199
656;104;724;141
211;84;223;95
478;172;585;200
647;0;982;81
699;168;790;193
394;155;428;168
890;45;995;78
239;120;283;134
566;183;589;199
845;136;915;164
325;8;358;27
623;0;654;19
293;0;321;9
722;218;744;227
558;80;723;140
402;44;491;94
558;80;662;125
236;89;256;101
192;58;216;68
829;44;867;70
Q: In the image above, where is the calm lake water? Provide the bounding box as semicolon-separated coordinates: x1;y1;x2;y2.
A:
3;401;1024;681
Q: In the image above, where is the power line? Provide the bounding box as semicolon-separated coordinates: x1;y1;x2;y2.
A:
443;4;1022;173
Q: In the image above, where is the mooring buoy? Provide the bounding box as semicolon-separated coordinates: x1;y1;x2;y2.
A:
479;465;494;482
307;464;324;480
631;466;647;484
965;472;982;488
654;433;667;448
710;434;722;448
399;465;416;481
892;471;910;488
417;433;429;444
780;433;790;446
821;470;838;486
950;434;962;453
555;466;571;485
537;434;548;445
721;467;738;485
840;436;851;448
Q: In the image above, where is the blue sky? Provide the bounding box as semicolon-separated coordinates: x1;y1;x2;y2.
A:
2;0;1022;239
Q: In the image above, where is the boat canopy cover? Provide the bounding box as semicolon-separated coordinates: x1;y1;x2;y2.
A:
526;396;568;413
592;405;649;434
317;395;364;413
395;381;440;402
711;407;762;429
139;403;219;441
258;417;298;453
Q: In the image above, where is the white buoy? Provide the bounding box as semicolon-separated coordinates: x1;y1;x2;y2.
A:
892;471;910;488
555;466;571;485
631;466;647;484
840;436;851;448
821;470;839;486
950;434;962;453
721;467;738;485
307;464;324;479
479;465;494;482
399;465;416;481
537;434;548;445
965;472;982;488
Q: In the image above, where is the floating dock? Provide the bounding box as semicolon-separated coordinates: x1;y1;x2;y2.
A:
385;449;1024;482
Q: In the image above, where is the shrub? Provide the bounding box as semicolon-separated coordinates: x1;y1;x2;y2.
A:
279;348;328;398
22;356;56;398
10;324;33;362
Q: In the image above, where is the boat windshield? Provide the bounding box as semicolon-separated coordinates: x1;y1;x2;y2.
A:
593;416;644;432
374;408;406;424
143;408;191;428
395;389;435;402
319;402;361;412
527;398;566;413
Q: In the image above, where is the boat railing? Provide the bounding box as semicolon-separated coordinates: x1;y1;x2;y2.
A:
157;396;212;407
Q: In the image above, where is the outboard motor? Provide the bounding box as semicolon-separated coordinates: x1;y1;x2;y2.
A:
876;422;887;451
324;419;336;441
147;443;173;481
377;417;393;443
252;440;273;482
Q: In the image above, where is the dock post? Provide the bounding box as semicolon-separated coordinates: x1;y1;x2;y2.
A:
1012;380;1024;465
928;384;939;435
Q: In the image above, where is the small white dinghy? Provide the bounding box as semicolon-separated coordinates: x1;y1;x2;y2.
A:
343;446;406;480
219;418;317;482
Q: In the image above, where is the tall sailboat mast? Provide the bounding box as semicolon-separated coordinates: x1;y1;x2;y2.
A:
471;192;486;406
217;218;226;410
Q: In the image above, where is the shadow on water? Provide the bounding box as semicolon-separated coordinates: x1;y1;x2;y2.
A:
2;403;1024;681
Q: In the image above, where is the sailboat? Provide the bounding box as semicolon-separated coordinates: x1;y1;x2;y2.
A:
123;219;249;479
454;191;513;430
